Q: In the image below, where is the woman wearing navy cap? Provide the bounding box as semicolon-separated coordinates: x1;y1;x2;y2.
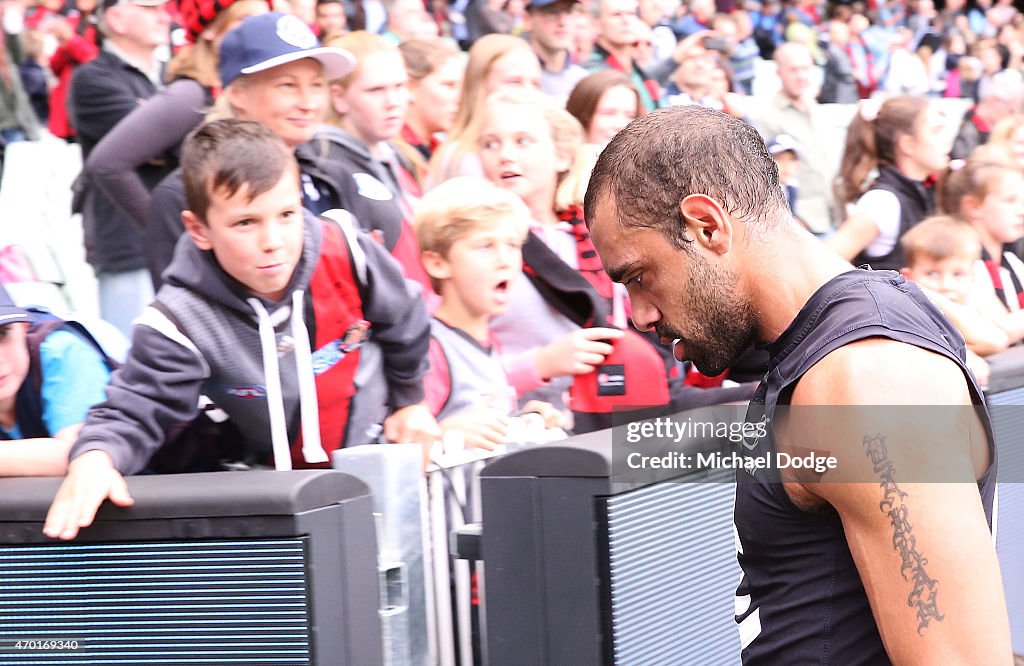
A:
144;11;355;287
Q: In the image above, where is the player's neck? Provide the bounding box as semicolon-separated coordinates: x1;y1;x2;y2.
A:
747;228;853;344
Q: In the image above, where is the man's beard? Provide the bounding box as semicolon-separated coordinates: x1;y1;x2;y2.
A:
657;251;758;377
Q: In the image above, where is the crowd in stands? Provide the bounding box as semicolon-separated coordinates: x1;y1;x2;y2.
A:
0;0;1021;486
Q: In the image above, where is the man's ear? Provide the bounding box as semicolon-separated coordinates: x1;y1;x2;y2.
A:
678;194;734;254
421;250;453;282
182;210;213;251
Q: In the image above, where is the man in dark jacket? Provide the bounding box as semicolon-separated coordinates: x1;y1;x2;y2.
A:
68;0;171;338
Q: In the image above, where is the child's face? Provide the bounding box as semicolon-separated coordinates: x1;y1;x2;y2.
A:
0;323;29;409
184;168;305;303
978;170;1024;244
331;51;410;145
905;255;975;303
432;217;525;318
478;104;566;212
409;55;463;135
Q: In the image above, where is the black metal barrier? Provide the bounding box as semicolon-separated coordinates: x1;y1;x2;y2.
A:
0;470;383;665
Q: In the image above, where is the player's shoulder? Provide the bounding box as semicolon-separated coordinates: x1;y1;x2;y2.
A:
792;337;971;407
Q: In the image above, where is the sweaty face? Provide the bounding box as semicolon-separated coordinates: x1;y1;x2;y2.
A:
186;167;305;303
589;199;759;376
227;58;327;148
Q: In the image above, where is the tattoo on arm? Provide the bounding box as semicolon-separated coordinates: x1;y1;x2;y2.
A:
863;433;944;635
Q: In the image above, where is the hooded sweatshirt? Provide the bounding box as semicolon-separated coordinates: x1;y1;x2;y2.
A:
70;212;430;474
300;126;432;294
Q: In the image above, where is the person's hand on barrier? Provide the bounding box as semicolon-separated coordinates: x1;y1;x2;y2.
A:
521;400;567;429
440;408;509;451
43;450;134;541
534;327;623;379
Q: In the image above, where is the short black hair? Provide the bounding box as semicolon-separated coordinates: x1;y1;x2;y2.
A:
181;119;298;223
585;105;788;241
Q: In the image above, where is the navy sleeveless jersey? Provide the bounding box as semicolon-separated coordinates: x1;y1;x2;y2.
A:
733;269;996;664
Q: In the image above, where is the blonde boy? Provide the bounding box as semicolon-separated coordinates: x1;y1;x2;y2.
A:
416;177;563;449
900;216;1009;384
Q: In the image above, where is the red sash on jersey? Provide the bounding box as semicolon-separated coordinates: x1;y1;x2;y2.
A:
291;219;369;467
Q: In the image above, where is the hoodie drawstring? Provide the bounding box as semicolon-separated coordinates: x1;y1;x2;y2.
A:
248;295;327;470
291;290;327;464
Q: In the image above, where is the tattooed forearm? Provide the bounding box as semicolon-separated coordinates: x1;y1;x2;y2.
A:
864;433;944;635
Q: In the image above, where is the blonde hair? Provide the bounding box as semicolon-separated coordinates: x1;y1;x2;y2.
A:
165;0;267;88
430;88;584;188
428;35;536;182
900;215;982;268
989;113;1024;147
322;31;402;122
415;176;531;291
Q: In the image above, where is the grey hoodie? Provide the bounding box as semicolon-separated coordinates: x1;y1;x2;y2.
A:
70;212;430;474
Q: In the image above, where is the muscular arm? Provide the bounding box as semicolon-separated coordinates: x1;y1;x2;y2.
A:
782;340;1011;664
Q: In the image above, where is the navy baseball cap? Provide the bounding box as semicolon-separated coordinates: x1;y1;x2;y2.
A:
218;13;355;88
0;285;30;326
526;0;578;10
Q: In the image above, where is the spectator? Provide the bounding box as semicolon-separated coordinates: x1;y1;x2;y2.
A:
817;19;860;104
524;0;588;100
565;69;641;145
68;0;172;338
899;215;1008;386
585;0;660;110
713;11;758;95
827;95;949;271
399;37;463;162
672;0;715;39
382;0;440;43
950;70;1023;160
748;42;839;234
45;0;99;141
0;2;41;148
315;0;348;37
316;31;432;293
987;112;1024;169
415;177;565;447
43;119;437;541
18;29;48;126
144;12;355;286
85;0;268;229
880;26;932;95
429;33;540;183
0;285;115;477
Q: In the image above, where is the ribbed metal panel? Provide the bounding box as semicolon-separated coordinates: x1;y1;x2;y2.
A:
602;475;742;666
988;390;1024;654
0;538;312;664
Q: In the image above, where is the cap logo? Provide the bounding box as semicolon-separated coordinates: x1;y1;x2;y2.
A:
276;14;317;49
